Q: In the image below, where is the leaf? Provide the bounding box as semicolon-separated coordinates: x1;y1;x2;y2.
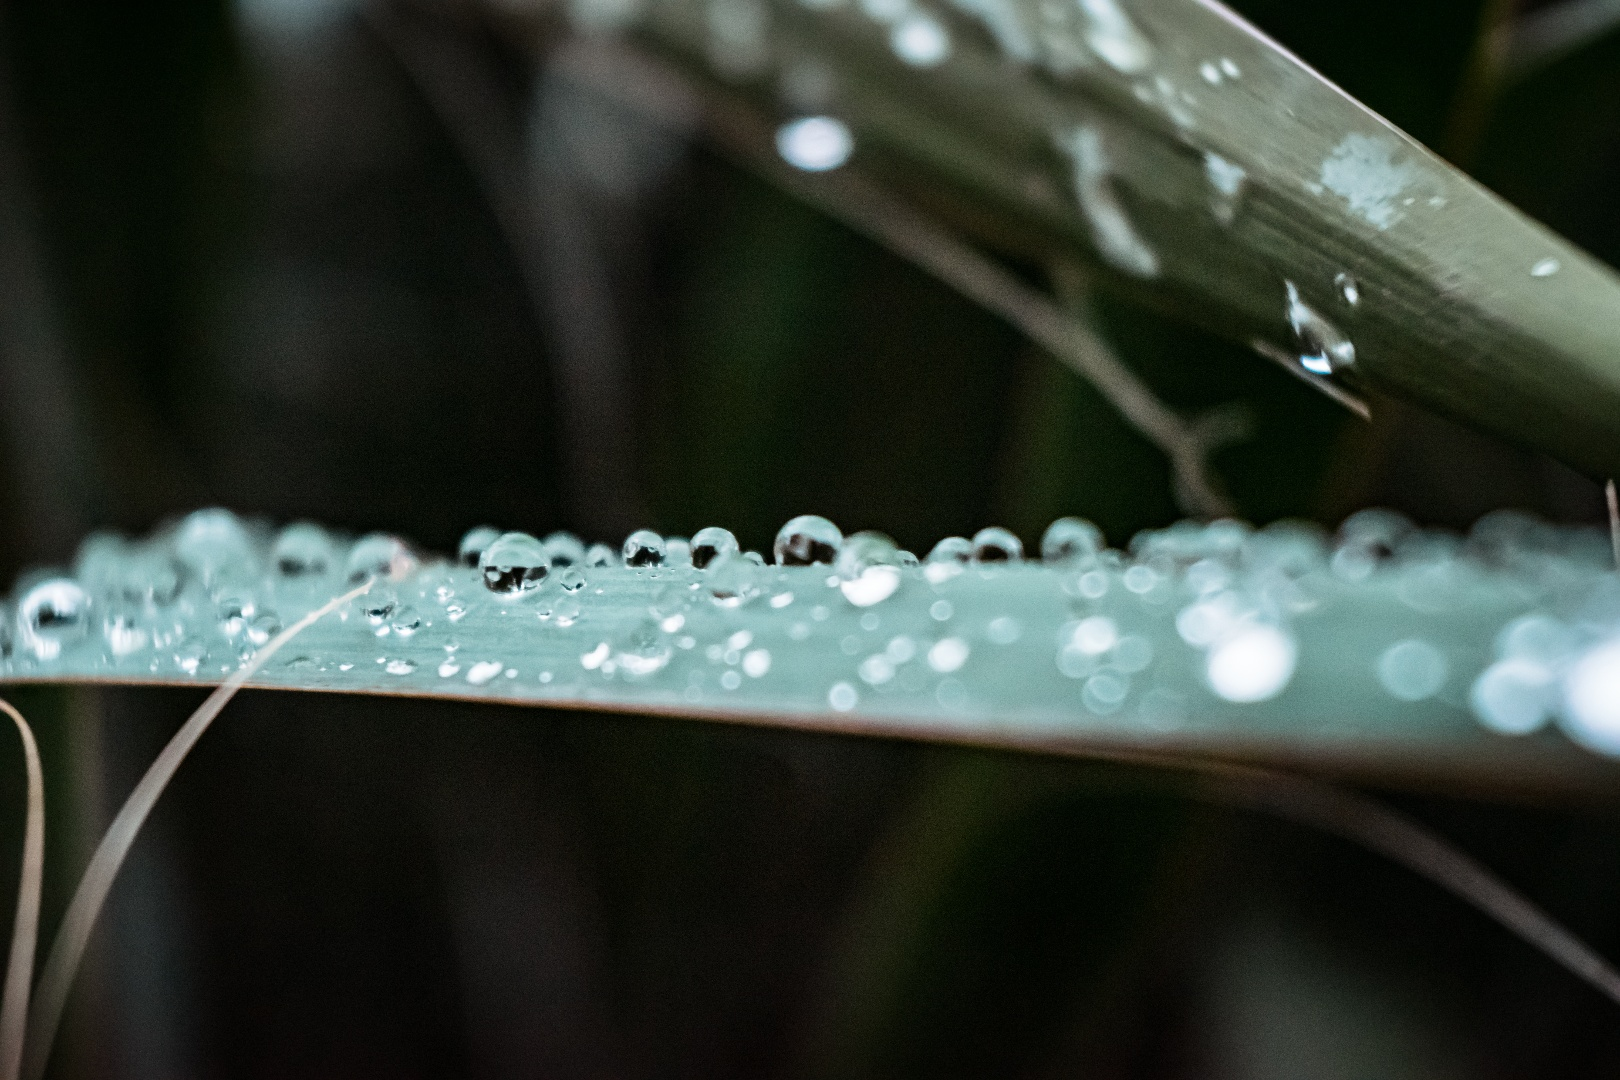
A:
538;0;1620;480
5;512;1620;796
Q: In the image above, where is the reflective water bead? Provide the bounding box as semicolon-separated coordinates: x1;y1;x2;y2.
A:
691;526;740;569
927;536;972;564
18;579;91;661
544;532;586;567
1531;257;1561;278
615;620;673;677
557;568;588;593
665;538;693;569
585;543;619;567
776;117;853;172
1561;640;1620;754
174;508;255;584
623;529;667;567
1334;271;1360;307
1376;639;1447;701
775;515;842;565
458;526;502;567
390;606;422;636
346;533;417;583
1041;517;1103;563
479;532;551;596
1206;625;1297;703
707;552;764;608
272;522;336;578
970;526;1023;562
1285;281;1355;375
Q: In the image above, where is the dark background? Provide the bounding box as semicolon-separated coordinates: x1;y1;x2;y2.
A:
5;0;1620;1076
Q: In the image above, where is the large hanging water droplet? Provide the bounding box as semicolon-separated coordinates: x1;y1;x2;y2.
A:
19;579;90;661
272;522;336;578
479;532;551;596
346;533;417;583
775;515;842;565
691;526;740;569
458;526;502;568
623;529;666;567
1285;281;1355;375
1041;517;1103;563
971;527;1023;562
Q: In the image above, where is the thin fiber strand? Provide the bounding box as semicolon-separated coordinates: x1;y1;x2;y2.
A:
0;699;42;1080
20;580;373;1080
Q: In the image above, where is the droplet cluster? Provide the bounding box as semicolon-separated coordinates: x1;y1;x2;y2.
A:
6;507;1620;767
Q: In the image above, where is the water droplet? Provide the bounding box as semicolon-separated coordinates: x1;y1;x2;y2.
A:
1077;0;1152;73
1219;57;1240;78
775;515;842;565
479;532;551;596
623;529;666;567
467;659;504;685
1083;671;1129;714
1560;639;1620;754
346;533;417;583
987;616;1022;644
828;682;859;711
891;12;950;65
1531;258;1561;278
438;660;461;678
971;527;1023;562
585;543;619;567
1471;658;1555;735
776;117;853;172
272;522;336;578
1376;639;1447;701
691;526;740;569
1199;60;1221;84
707;552;764;607
246;612;282;647
103;615;149;658
927;537;972;564
616;619;673;677
1206;625;1296;702
544;532;587;567
1068;615;1117;655
390;606;422;637
1122;565;1157;593
1041;517;1103;564
458;526;501;567
929;599;953;621
1285;280;1355;375
385;658;416;675
859;654;895;685
927;637;969;673
557;568;587;592
769;591;794;608
1203;152;1247;225
720;669;742;690
1058;126;1160;278
1334;271;1360;307
18;579;90;661
743;648;771;677
174;508;256;586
